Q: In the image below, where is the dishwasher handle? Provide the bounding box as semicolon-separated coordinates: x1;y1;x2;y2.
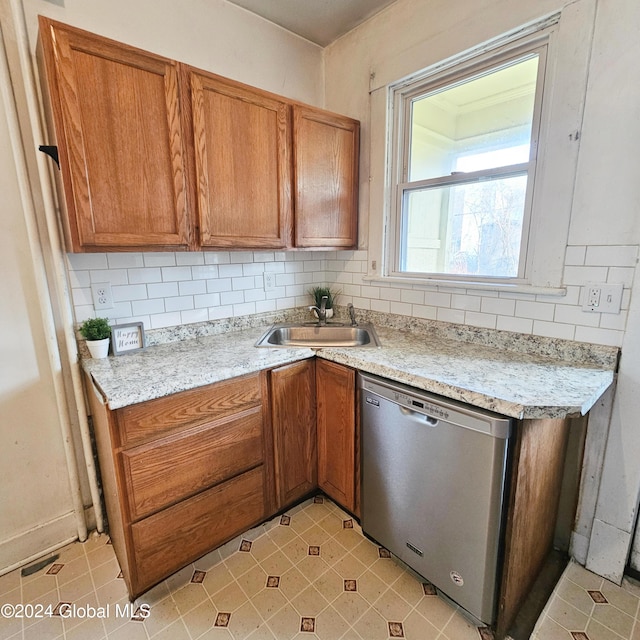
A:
399;405;439;426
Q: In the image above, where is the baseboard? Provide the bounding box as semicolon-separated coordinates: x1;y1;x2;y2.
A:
0;511;78;576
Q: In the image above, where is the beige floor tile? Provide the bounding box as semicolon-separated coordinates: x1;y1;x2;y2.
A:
227;601;263;640
586;617;629;640
299;524;332;547
371;585;414;621
351;606;389;640
296;555;332;582
245;623;277;639
330;552;368;581
57;569;97;603
236;564;269;600
290;584;330;617
209;581;248;613
441;609;483;640
203;564;237;597
533;614;574;640
85;541;118;570
278;566;311;601
106;620;148;640
314;604;352;640
319;537;349;565
312;567;344;603
63;615;108;640
257;550;294;577
403;609;440;640
600;579;640;617
331;591;371;625
555;576;596;616
56;554;91;586
151;617;191;640
356;569;387;604
249;535;279;564
251;584;288;621
171;582;209;616
195;548;223;572
140;592;182;637
590;602;635;638
288;511;316;535
389;569;425;606
182;597;219;638
281;537;311;565
564;561;604;591
22;613;64;640
20;572;58;602
225;551;258;580
265;602;301;639
198;626;234;640
546;595;590;632
413;592;457;631
317;513;344;536
0;568;20;595
267;523;299;549
90;557;122;590
350;537;384;569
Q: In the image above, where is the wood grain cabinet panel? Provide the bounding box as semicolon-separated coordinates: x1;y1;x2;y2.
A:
38;17;190;252
271;360;317;509
85;371;272;598
122;408;264;521
316;360;357;514
187;69;292;248
293;105;359;248
131;466;265;591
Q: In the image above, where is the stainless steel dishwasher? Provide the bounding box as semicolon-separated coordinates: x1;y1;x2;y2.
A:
359;372;511;625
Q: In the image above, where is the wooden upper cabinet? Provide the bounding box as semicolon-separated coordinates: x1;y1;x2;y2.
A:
187;69;292;249
293;105;359;249
38;18;190;252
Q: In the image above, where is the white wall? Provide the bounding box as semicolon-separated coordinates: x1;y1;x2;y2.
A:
323;0;640;582
0;13;77;569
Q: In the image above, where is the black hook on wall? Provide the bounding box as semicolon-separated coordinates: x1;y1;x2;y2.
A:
38;145;60;169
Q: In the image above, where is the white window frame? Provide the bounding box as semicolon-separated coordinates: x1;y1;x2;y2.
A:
364;7;595;295
389;39;549;285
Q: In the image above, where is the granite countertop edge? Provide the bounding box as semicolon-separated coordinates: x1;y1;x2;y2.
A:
82;310;618;420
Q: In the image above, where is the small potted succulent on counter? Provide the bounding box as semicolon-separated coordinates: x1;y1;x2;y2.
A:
308;286;341;320
79;317;111;359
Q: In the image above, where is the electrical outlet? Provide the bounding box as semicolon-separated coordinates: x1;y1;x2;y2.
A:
91;282;114;310
582;283;623;314
264;272;276;292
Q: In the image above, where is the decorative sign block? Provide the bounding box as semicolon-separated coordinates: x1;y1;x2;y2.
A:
111;322;145;355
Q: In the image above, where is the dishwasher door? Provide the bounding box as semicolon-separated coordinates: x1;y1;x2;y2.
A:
359;372;511;625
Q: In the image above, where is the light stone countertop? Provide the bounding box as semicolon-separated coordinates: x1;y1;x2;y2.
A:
82;312;616;420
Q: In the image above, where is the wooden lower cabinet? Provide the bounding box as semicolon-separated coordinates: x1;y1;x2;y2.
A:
316;360;358;515
86;371;274;598
270;359;317;509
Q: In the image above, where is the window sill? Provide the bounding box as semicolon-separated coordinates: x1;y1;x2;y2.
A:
362;274;567;297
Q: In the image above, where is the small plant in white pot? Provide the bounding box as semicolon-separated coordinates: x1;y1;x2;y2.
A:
79;317;111;359
308;286;341;320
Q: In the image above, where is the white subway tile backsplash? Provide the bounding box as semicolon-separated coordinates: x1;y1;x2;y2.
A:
424;291;451;308
585;245;638;267
451;294;481;311
255;300;277;313
253;251;275;262
191;265;219;280
107;253;144;269
218;264;244;278
370;299;390;313
132;298;165;316
232;276;258;290
147;282;179;299
72;287;92;307
565;245;586;266
181;309;209;325
179;280;207;296
90;268;128;285
209;305;234;320
68;270;90;288
436;307;463;323
243;262;266;276
165;296;194;312
284;261;304;273
554;304;600;327
143;252;176;267
220;290;244;306
275;273;296;287
161;266;192;281
379;288;401;302
244;289;267;302
391;301;412;316
276;297;296;310
150;311;182;329
206;278;232;293
607;267;636;287
574;326;623;347
230;251;255;264
563;265;609;286
481;297;515;316
195;292;222;308
303;261;323;272
514;300;555;321
176;252;205;266
465;311;497;329
533;320;576;340
413;304;438;320
204;252;231;265
112;284;147;302
400;289;424;305
599;310;629;331
496;315;533;334
67;253;108;271
128;268;162;284
233;301;256;316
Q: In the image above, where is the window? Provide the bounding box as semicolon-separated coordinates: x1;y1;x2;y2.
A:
389;36;549;285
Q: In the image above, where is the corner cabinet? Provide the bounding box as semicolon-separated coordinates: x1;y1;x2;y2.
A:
38;18;359;252
38;17;191;252
86;372;275;598
293;106;359;248
316;359;358;514
270;359;317;509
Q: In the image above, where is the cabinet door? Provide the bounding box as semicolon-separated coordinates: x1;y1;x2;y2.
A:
316;360;357;513
189;69;292;248
271;360;317;508
293;105;359;248
38;18;190;252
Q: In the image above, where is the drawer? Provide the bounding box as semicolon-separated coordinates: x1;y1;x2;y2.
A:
130;465;265;595
116;372;262;447
122;407;264;521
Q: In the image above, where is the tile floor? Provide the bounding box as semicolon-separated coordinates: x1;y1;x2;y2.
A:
532;560;640;640
1;495;639;640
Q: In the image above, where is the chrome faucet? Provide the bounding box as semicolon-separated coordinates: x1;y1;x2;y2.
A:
347;302;357;326
309;295;329;326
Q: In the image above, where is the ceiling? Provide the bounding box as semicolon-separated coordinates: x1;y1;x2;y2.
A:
225;0;398;47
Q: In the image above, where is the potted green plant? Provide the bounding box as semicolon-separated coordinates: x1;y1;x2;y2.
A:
79;317;112;359
308;286;341;319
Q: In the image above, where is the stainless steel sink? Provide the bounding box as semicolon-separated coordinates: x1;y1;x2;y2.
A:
255;323;381;348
